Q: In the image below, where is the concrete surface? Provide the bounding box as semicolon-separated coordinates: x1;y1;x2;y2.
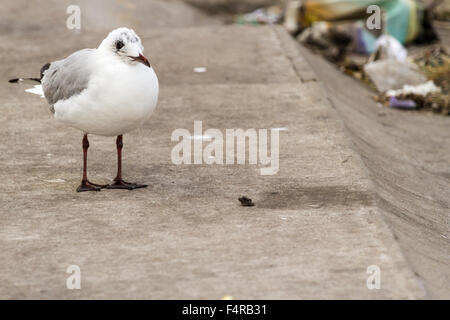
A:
298;44;450;299
0;0;219;36
0;0;443;299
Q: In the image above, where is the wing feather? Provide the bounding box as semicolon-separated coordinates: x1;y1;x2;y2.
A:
41;49;95;109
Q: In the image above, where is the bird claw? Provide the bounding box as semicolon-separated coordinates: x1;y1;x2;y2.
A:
105;179;147;190
76;180;106;192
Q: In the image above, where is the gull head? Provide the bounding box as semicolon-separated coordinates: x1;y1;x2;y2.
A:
99;27;150;68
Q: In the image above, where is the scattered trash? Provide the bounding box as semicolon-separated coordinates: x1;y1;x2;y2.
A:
238;196;254;207
414;46;450;95
234;1;448;115
193;67;207;73
386;80;442;97
388;97;417;109
378;81;449;114
367;46;449;114
235;6;282;25
237;0;437;48
374;35;408;62
364;59;427;92
299;0;425;48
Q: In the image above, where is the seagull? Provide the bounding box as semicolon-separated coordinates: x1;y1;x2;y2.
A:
10;27;159;192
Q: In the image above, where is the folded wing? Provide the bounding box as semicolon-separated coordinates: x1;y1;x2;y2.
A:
41;48;95;112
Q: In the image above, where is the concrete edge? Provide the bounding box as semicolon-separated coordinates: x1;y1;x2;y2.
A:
271;25;428;298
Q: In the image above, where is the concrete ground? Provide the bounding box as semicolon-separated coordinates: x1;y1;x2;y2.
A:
298;45;450;299
0;0;447;299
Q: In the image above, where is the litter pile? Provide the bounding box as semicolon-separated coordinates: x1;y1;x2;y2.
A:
235;0;450;115
375;46;450;114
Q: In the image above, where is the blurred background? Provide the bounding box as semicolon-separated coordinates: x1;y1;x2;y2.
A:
2;0;449;113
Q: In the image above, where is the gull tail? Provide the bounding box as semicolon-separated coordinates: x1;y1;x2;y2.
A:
8;62;50;84
9;78;45;98
8;77;41;84
25;85;45;98
8;63;50;98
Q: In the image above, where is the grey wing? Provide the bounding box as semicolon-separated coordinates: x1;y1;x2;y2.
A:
41;48;95;111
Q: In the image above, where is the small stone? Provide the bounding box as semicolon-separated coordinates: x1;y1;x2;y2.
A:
238;196;254;207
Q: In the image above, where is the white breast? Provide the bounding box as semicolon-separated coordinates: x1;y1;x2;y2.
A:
53;57;159;136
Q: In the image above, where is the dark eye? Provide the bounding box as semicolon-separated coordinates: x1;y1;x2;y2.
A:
115;40;124;50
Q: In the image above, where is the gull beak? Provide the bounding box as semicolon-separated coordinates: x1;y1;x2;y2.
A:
132;54;151;68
